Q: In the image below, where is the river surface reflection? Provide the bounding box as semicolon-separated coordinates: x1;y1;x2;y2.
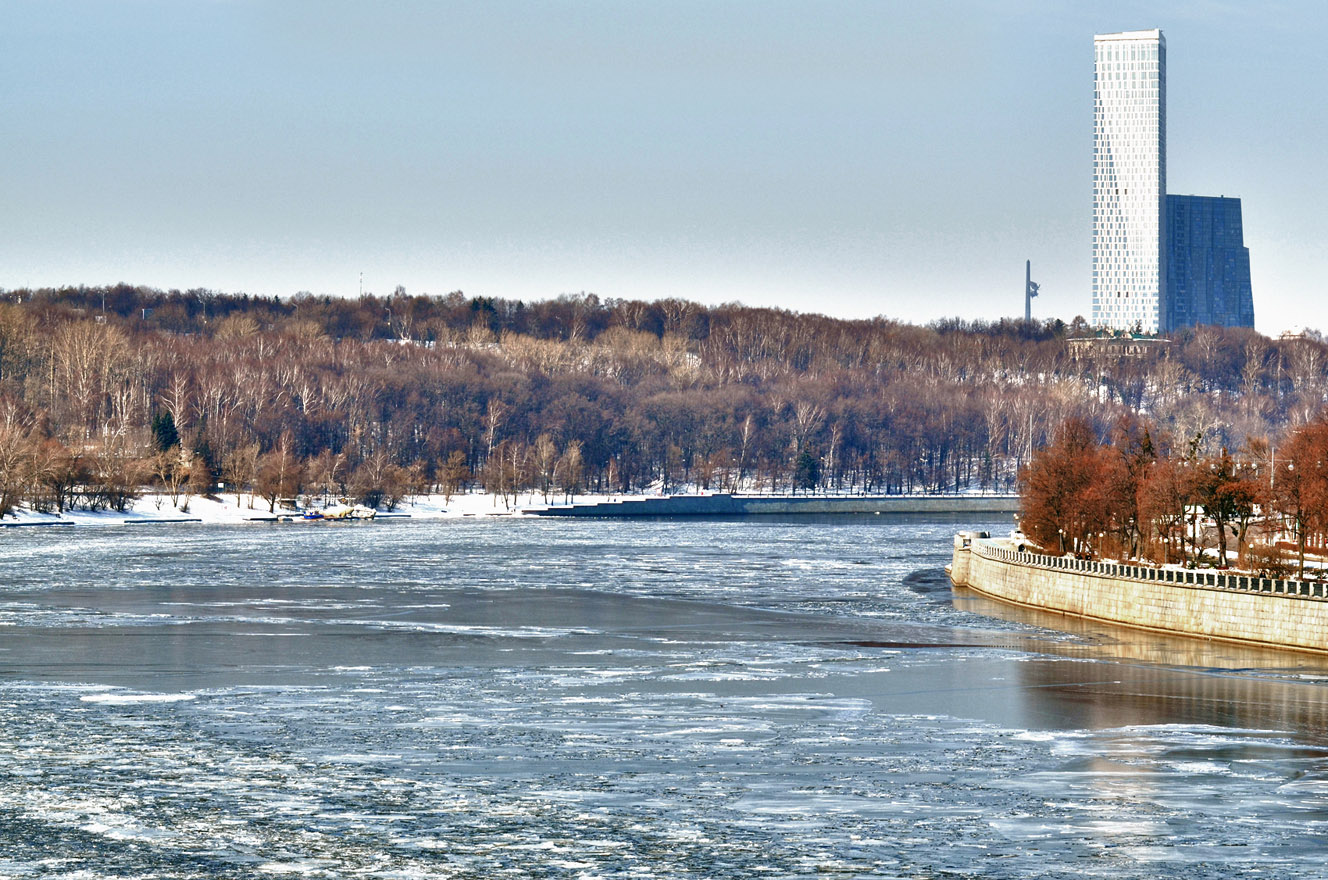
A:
1;515;1326;878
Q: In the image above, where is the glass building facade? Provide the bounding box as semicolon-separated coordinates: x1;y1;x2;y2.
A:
1092;29;1166;332
1166;195;1255;329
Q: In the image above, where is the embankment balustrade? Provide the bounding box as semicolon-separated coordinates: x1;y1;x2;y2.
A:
974;540;1327;601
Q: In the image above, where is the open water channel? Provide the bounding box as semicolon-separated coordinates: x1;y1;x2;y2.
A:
2;514;1328;878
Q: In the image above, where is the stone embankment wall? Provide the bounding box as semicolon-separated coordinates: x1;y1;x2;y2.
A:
949;535;1328;654
528;494;1020;517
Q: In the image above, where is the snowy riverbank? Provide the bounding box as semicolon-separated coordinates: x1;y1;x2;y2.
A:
0;491;613;527
0;490;1021;527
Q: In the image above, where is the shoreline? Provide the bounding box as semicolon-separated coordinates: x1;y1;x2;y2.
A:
0;491;1018;528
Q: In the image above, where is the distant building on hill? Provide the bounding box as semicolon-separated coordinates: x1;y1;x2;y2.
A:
1091;28;1255;333
1092;29;1166;333
1165;194;1255;330
1067;335;1171;360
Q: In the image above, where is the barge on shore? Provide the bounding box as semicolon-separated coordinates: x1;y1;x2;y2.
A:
949;532;1328;654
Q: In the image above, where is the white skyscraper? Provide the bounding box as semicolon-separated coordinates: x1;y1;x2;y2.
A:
1092;29;1166;332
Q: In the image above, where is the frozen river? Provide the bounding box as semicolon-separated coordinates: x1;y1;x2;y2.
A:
2;515;1328;878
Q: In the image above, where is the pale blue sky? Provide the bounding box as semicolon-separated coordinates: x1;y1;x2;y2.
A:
2;1;1322;333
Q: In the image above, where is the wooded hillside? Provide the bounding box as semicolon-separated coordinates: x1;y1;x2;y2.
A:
0;283;1322;513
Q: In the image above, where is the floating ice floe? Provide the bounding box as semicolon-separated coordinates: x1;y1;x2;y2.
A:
79;692;198;705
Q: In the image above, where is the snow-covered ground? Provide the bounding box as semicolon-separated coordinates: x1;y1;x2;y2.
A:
0;491;624;527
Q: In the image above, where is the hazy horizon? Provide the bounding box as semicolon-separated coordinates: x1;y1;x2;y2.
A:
4;1;1323;334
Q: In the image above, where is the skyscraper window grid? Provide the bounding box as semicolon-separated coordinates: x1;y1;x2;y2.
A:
1092;29;1166;333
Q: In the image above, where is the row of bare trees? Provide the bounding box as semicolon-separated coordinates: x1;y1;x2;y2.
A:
0;415;149;516
0;284;1327;515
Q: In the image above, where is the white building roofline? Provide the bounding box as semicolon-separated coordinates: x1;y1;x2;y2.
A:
1095;29;1164;43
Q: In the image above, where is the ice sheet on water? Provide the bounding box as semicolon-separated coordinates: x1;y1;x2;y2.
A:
257;860;338;875
4;517;1328;878
79;692;197;704
79;819;176;843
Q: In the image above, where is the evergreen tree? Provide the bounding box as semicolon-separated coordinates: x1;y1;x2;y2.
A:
794;449;820;493
150;411;179;452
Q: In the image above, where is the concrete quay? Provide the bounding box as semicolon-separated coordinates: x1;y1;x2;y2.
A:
524;493;1020;518
948;533;1328;654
